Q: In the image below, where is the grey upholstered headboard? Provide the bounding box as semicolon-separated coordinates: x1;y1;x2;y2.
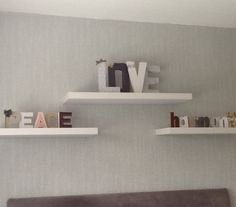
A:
7;188;230;207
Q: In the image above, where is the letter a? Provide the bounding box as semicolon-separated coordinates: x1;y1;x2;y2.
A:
34;112;48;128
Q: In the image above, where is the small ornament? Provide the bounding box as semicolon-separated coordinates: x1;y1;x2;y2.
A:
170;112;179;127
4;109;13;117
34;112;48;128
219;117;229;128
179;116;189;128
59;112;72;128
210;117;220;127
234;112;236;127
108;63;130;92
144;65;160;92
197;117;210;127
227;112;235;128
19;112;33;128
127;61;147;92
96;59;120;92
4;110;21;128
96;59;106;65
188;116;197;127
45;112;58;128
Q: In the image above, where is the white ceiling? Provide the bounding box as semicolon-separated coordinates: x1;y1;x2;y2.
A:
0;0;236;28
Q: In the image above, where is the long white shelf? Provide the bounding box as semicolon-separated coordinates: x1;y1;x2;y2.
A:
64;92;192;104
156;127;236;135
0;128;98;137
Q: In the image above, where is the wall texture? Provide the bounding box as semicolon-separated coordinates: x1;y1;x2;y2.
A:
0;12;236;207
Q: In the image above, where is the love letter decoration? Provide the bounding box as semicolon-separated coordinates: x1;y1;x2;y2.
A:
96;59;161;93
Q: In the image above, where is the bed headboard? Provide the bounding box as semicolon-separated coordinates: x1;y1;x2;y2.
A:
7;188;230;207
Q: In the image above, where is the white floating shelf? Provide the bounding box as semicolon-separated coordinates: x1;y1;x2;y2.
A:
156;127;236;135
0;128;98;137
64;92;192;104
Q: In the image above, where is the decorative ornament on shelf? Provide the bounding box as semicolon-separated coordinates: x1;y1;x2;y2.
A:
45;112;58;128
96;59;120;92
108;63;130;92
126;61;146;92
4;109;12;117
188;116;196;127
3;110;73;128
197;117;210;127
169;112;236;128
170;112;180;127
227;112;236;128
34;112;48;128
59;112;72;128
4;109;21;128
179;116;189;128
144;65;160;92
96;59;161;93
219;117;229;128
19;112;33;128
210;117;220;127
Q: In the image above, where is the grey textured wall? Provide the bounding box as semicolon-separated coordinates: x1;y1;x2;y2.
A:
0;12;236;207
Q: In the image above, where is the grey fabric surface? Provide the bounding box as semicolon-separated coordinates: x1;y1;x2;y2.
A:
7;189;231;207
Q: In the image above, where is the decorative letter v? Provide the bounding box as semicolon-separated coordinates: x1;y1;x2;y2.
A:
127;61;147;92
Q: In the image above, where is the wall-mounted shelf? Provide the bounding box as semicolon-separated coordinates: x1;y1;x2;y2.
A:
0;128;98;137
156;127;236;135
64;92;192;104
